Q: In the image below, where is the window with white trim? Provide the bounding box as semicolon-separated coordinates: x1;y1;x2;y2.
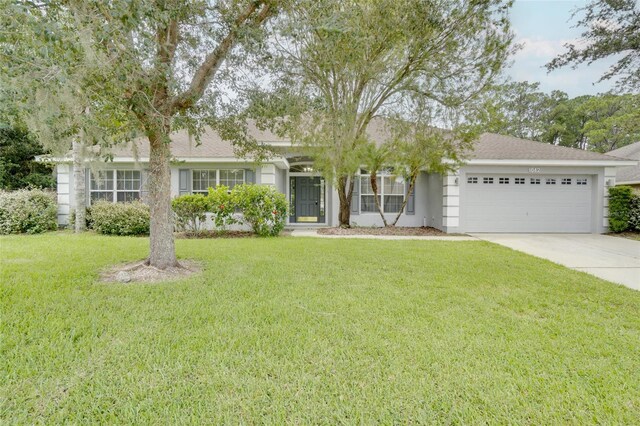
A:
192;170;217;194
499;177;510;184
530;178;541;185
90;170;141;203
515;178;525;185
219;169;245;189
577;178;588;186
467;177;478;184
116;170;142;202
561;178;572;185
360;173;405;214
192;169;246;194
546;178;556;185
483;177;494;184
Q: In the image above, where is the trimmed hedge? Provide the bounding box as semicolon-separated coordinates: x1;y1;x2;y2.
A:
0;189;58;234
171;184;288;236
91;201;150;236
233;184;288;237
172;194;209;232
608;186;640;233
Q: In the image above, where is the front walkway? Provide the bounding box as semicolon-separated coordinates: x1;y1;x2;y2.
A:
471;234;640;291
290;229;477;241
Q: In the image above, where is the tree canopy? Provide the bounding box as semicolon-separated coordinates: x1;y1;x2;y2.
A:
484;82;640;152
2;0;281;269
546;0;640;92
255;0;514;226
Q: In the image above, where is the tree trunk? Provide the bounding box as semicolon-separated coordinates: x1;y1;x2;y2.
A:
147;130;178;269
337;175;353;227
72;139;85;233
392;173;418;226
371;171;388;227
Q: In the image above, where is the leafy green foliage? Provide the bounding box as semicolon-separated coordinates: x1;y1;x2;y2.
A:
0;127;55;190
608;186;634;232
485;83;640;152
0;189;57;234
546;0;640;91
233;184;287;236
256;0;514;225
91;201;150;236
208;185;238;231
629;194;640;232
171;194;210;233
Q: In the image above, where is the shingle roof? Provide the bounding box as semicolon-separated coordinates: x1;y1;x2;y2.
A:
607;141;640;183
110;120;288;159
467;133;629;161
89;121;631;164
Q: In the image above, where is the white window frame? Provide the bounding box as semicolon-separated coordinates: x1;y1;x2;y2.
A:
191;169;246;194
467;176;478;184
515;177;525;185
577;178;588;186
90;170;142;204
359;170;406;214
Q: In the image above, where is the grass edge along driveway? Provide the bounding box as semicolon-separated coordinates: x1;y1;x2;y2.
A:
2;233;639;424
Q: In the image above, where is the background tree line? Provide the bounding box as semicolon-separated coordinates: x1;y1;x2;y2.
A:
483;81;640;153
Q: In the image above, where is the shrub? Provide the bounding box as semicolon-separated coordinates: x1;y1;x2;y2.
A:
69;207;93;230
608;186;633;232
629;193;640;232
91;201;150;236
233;184;288;236
0;189;57;234
208;185;239;231
172;194;210;232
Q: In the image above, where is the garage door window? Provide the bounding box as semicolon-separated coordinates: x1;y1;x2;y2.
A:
467;177;478;184
561;178;572;185
546;178;556;185
530;178;541;185
577;178;587;186
483;177;494;184
499;177;510;184
515;178;525;184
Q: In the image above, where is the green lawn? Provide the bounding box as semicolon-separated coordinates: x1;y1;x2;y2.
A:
1;233;639;424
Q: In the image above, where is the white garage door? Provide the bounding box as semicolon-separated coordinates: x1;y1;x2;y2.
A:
463;175;593;233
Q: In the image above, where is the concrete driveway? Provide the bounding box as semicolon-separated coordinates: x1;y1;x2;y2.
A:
471;234;640;290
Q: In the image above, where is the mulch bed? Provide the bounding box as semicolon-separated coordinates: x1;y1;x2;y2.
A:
176;230;291;239
317;226;447;236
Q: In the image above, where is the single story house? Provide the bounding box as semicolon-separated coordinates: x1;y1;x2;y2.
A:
607;142;640;189
50;121;636;233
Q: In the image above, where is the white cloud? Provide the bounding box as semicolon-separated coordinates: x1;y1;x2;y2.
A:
514;36;584;59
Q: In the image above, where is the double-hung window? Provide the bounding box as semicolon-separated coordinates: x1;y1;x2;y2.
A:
90;170;141;203
360;175;382;213
192;169;246;194
360;171;405;214
219;169;245;189
192;170;217;194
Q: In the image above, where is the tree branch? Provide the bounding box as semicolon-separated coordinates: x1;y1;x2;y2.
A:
170;1;272;112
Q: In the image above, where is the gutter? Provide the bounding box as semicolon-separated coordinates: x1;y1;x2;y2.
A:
35;155;290;170
460;159;638;167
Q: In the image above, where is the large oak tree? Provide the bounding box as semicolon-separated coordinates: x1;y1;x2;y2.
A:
2;0;280;268
263;0;514;227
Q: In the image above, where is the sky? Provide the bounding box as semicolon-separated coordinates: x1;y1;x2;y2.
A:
507;0;620;97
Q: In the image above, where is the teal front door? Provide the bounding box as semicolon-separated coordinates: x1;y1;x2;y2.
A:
291;176;325;223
